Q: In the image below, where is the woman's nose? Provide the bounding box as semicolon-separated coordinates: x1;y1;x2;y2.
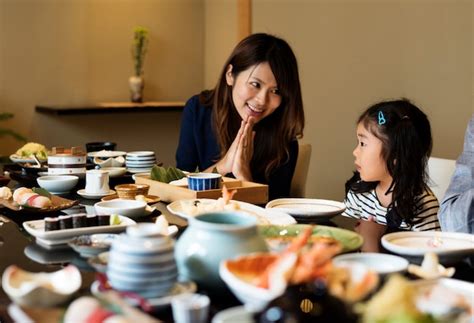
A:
256;90;268;105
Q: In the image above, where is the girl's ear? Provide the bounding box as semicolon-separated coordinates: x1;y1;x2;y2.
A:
225;64;234;86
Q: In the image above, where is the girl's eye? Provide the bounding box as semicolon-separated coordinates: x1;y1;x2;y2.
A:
360;142;366;147
249;82;260;88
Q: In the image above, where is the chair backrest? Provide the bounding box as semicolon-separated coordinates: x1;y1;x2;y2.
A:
426;156;456;201
290;143;312;198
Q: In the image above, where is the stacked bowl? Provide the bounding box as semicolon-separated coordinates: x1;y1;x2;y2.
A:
126;151;156;174
107;224;178;298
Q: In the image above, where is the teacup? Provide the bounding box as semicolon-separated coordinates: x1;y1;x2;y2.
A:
187;173;222;191
85;170;110;194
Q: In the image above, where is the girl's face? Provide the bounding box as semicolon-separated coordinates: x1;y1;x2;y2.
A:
226;62;282;123
353;122;391;183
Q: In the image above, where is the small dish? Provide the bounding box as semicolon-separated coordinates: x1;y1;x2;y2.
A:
77;189;116;200
37;175;79;194
212;306;252;323
68;234;117;258
333;252;409;275
94;200;147;218
2;265;81;307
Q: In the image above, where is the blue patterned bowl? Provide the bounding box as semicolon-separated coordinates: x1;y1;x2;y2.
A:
187;173;222;191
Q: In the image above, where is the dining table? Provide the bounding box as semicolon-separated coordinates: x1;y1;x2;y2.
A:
0;175;473;323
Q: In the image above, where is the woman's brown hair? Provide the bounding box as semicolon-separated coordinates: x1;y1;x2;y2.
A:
200;33;305;178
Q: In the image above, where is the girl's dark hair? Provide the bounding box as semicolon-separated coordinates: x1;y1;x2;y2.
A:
346;99;433;228
200;33;305;178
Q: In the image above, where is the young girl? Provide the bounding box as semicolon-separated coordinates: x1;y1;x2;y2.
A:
342;99;440;252
176;33;304;199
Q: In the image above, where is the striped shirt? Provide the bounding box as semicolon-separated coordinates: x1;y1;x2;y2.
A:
342;189;440;231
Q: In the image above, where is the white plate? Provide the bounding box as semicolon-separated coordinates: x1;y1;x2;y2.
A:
265;198;346;220
333;252;409;275
9;154;47;164
87;151;127;158
381;231;474;257
126;151;155;158
126;156;156;161
99;167;127;178
212;306;252;323
77;189;116;199
90;280;197;310
22;215;136;242
126;162;156;168
167;199;296;226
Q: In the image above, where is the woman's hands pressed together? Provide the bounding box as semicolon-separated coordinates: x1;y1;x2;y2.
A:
214;116;255;181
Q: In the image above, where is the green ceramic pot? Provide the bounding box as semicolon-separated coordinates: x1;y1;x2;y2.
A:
175;212;268;292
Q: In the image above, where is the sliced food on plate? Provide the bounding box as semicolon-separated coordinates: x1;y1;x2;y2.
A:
10;142;49;163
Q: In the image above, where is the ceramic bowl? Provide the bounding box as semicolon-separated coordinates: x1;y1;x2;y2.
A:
107;223;178;298
219;253;280;312
86;142;116;153
93;156;125;168
37;175;79;194
94;200;147;218
115;184;139;199
2;265;82;307
187;173;222;191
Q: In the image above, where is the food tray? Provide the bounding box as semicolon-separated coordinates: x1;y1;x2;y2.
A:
135;175;268;204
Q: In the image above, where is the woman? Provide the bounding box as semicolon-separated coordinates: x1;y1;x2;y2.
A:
176;33;305;199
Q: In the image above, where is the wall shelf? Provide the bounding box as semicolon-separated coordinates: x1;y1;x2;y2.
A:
36;101;185;116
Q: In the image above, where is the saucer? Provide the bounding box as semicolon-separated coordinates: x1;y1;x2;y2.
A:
77;189;116;200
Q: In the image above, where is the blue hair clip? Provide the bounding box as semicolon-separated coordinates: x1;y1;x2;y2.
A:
378;111;386;125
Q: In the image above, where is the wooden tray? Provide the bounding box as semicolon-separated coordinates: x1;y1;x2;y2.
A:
0;195;78;213
135;175;268;204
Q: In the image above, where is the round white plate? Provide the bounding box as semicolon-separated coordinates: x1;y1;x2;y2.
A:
77;189;116;199
10;154;47;164
99;167;127;178
333;252;409;275
167;199;296;226
126;161;156;167
90;280;197;310
212;306;252;323
381;231;474;257
87;151;127;158
126;151;155;158
266;198;346;220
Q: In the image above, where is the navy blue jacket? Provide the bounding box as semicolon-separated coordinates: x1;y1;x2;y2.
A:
176;95;298;200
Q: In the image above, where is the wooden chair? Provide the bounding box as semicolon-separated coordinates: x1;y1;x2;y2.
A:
427;156;456;201
290;143;312;198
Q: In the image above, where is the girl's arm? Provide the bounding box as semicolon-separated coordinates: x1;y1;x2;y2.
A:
355;216;387;252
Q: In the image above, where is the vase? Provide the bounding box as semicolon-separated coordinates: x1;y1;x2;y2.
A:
175;212;268;293
129;75;144;103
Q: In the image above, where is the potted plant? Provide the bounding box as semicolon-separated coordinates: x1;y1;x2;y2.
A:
129;26;149;103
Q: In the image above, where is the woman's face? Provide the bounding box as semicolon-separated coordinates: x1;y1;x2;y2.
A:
226;62;282;123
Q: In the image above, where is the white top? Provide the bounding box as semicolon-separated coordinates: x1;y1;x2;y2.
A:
342;189;440;231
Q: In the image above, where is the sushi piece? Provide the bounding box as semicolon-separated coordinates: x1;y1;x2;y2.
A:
58;215;72;230
44;217;59;231
12;187;33;204
97;214;110;226
72;214;87;228
27;195;52;208
86;214;98;227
